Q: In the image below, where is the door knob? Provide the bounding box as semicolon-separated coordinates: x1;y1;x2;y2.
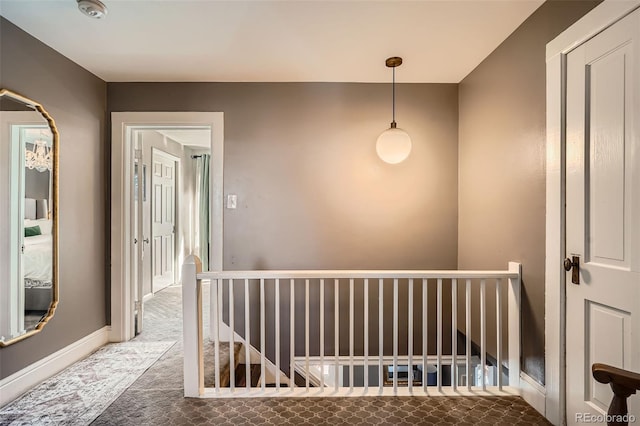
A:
564;256;580;285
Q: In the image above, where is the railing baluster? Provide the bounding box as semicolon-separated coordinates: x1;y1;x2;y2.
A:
334;278;339;392
305;279;310;391
320;279;325;390
437;278;442;392
408;278;414;393
422;278;427;393
275;278;280;390
364;278;369;393
379;278;383;395
260;278;266;392
349;278;354;392
466;279;471;391
496;278;503;390
393;278;398;395
244;279;251;391
229;279;235;391
290;279;295;391
508;262;521;388
480;279;486;391
216;279;223;393
451;278;457;391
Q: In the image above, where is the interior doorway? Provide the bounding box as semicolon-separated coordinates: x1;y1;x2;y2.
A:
111;112;224;343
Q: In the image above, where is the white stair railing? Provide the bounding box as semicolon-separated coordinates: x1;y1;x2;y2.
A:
182;256;521;398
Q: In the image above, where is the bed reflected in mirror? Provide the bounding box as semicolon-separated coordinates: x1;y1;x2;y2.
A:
0;88;58;346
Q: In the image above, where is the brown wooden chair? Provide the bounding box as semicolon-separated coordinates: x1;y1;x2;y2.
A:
592;363;640;426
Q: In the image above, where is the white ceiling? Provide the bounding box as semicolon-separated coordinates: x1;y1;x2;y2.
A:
0;0;544;83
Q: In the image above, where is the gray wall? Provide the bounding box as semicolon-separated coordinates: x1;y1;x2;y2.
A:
109;82;459;374
457;0;600;385
108;83;459;271
0;18;107;379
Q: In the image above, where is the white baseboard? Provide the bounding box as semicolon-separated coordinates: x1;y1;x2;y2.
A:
520;372;546;418
0;326;110;407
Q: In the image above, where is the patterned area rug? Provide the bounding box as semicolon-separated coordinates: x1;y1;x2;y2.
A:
0;341;174;425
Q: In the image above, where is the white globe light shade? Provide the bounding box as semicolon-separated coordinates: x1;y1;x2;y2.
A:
376;127;412;164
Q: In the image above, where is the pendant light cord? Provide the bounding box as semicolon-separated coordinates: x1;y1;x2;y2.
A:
392;66;396;127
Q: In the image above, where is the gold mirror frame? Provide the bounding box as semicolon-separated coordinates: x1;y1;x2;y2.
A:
0;88;59;347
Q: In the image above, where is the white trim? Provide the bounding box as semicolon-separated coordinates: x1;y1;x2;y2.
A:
545;2;640;424
520;372;546;418
196;385;522;399
546;0;640;59
545;51;566;426
111;112;224;343
0;326;110;407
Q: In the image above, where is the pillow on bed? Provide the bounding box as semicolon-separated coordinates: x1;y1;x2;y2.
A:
25;225;42;237
24;219;52;235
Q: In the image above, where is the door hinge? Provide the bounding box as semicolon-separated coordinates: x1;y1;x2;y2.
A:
134;149;143;160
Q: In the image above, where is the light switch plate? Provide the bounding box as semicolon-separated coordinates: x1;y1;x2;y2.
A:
226;194;237;209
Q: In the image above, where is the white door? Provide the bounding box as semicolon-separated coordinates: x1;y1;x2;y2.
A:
565;9;640;424
151;149;177;293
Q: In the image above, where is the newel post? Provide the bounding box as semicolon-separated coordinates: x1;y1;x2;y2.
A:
182;255;203;397
508;262;522;389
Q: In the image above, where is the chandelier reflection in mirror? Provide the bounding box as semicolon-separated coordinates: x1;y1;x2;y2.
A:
25;132;53;172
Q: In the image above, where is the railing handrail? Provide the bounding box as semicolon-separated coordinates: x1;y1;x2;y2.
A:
198;269;519;280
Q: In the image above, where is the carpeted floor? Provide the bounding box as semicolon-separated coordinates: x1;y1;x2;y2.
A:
0;341;173;425
92;393;548;425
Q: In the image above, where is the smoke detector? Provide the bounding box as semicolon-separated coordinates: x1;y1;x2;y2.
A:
77;0;108;19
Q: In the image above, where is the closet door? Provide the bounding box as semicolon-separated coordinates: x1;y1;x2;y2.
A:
565;8;640;424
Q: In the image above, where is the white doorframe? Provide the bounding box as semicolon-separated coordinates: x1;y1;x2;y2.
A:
110;112;224;343
545;1;640;424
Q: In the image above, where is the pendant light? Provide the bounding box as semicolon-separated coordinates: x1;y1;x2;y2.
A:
376;57;411;164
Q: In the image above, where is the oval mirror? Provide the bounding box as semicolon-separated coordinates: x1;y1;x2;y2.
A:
0;88;58;346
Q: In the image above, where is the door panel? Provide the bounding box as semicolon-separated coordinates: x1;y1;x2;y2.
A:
587;302;631;410
565;9;640;424
153;236;162;277
588;46;629;266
